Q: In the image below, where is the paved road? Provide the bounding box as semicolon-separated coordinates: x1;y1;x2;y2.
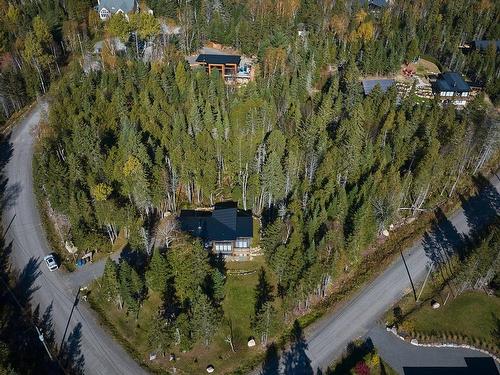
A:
303;171;499;372
1;101;147;375
68;250;122;288
251;170;499;374
368;326;499;374
4;101;499;375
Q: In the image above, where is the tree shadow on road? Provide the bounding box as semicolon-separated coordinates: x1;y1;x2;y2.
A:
282;320;314;375
459;175;500;240
423;175;500;275
422;208;465;276
59;322;85;375
0;240;61;373
33;301;57;348
260;342;280;375
12;256;41;307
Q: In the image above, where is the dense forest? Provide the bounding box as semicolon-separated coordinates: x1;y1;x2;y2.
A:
1;0;499;125
0;0;98;122
10;0;500;363
145;0;500;100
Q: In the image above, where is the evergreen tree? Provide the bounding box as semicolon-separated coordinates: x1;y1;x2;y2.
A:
190;289;219;347
146;249;169;293
101;259;122;309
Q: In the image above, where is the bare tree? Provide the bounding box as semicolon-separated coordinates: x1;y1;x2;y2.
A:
156;216;178;248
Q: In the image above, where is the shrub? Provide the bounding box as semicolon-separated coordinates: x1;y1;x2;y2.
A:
368;353;380;368
354;361;370;375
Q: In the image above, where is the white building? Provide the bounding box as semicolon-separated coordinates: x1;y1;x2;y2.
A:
97;0;137;20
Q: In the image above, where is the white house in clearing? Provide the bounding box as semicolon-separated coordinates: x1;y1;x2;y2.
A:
97;0;137;20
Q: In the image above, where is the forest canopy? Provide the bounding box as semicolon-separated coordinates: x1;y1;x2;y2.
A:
12;0;500;364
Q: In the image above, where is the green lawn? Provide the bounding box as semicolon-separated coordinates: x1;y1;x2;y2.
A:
407;291;500;345
91;256;277;374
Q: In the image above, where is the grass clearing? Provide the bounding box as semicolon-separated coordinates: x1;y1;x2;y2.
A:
90;256;278;374
405;291;500;345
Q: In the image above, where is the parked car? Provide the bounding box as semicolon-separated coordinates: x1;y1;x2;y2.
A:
43;254;59;272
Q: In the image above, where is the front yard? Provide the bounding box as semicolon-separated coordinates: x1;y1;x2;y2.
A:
402;291;500;349
90;256;280;374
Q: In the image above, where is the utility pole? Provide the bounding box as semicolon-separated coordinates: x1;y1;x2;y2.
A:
36;326;53;361
400;249;417;302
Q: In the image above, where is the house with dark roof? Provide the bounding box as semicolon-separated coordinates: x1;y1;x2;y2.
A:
359;0;389;10
97;0;137;20
433;72;471;106
472;40;500;53
178;202;253;257
362;79;395;95
195;54;242;77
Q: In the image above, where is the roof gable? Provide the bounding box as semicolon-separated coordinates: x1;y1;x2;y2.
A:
178;202;252;242
359;0;388;8
98;0;135;13
437;72;470;92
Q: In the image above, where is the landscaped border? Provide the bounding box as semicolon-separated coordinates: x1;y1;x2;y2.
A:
386;326;500;363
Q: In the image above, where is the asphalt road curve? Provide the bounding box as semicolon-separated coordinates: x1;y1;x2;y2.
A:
304;170;499;372
1;102;147;375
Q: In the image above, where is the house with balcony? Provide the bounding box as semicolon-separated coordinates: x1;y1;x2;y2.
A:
433;72;471;107
178;202;253;257
97;0;137;20
192;53;252;82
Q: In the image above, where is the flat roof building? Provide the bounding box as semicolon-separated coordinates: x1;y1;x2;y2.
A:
362;79;395;95
195;54;241;77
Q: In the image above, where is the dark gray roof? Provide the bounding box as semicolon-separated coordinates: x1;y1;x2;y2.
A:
435;72;470;93
98;0;135;13
359;0;388;8
195;54;241;66
362;79;395;95
179;202;252;242
473;40;500;52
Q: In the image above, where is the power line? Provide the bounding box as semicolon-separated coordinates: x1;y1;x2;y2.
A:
7;236;125;374
0;271;66;374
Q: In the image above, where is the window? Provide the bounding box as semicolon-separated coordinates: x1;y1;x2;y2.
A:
100;8;110;19
215;242;232;253
235;238;249;248
440;91;453;97
461;92;469;97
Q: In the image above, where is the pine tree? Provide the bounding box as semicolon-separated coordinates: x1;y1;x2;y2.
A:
101;259;122;309
253;302;277;346
190;289;219;347
118;261;145;318
211;269;225;303
146;249;169;293
147;310;173;356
